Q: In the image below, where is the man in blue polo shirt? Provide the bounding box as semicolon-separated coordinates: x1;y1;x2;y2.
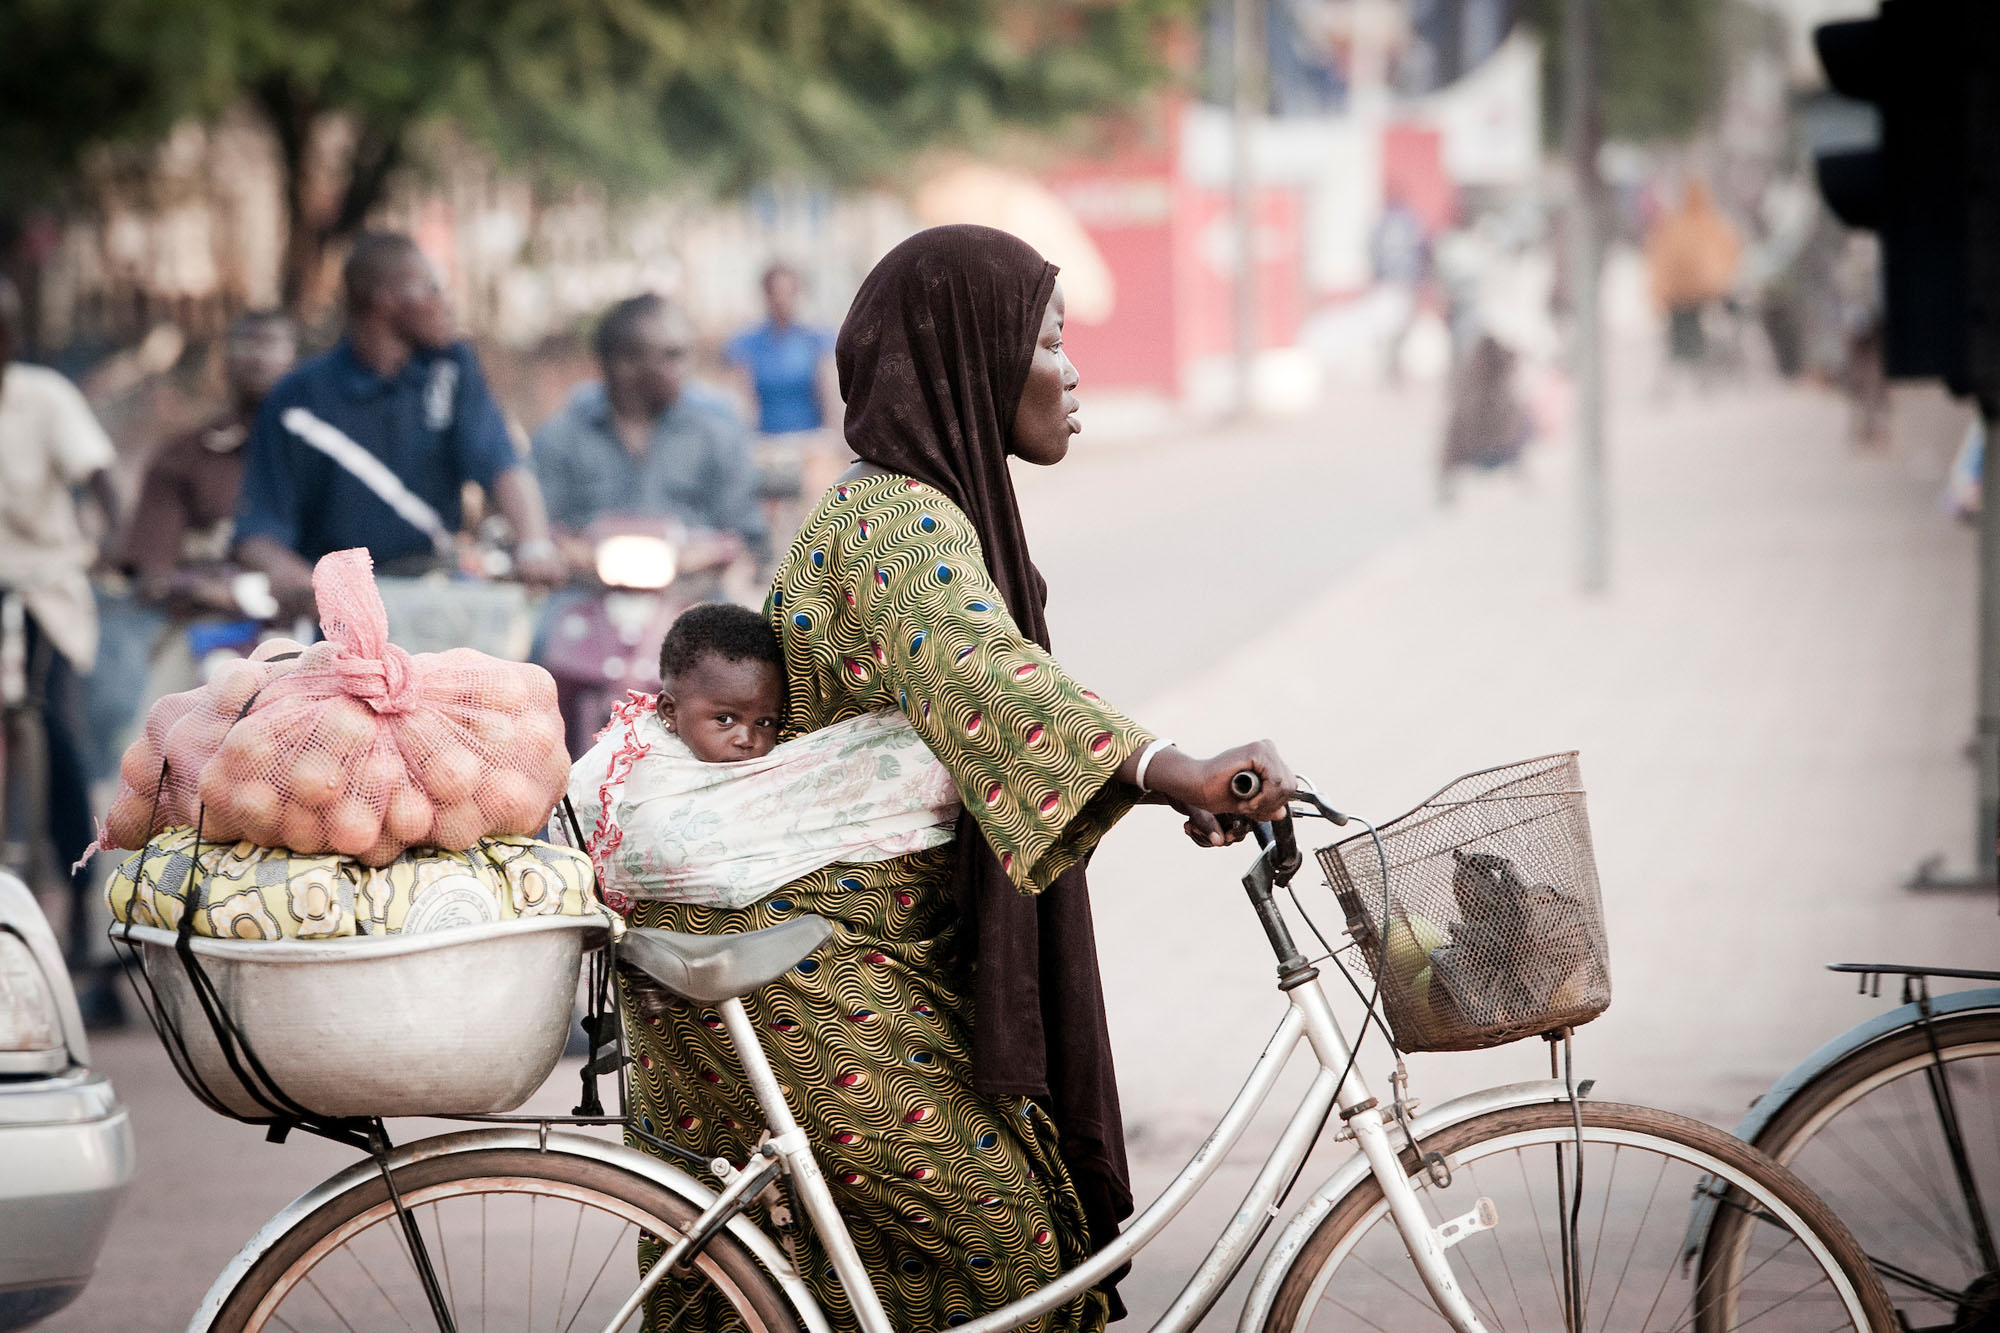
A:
233;231;564;610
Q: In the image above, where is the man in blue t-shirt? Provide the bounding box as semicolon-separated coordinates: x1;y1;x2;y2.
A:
723;262;834;434
233;232;564;611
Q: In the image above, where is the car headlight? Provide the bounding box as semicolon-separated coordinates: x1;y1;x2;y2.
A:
0;931;62;1056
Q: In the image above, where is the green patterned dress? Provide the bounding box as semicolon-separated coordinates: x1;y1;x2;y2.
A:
624;473;1153;1332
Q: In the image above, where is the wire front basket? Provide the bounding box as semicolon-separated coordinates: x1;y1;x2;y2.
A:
1318;752;1611;1053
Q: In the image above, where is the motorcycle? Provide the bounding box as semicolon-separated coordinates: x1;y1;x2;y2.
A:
537;519;741;757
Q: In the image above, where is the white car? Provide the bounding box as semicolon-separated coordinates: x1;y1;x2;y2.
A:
0;870;133;1328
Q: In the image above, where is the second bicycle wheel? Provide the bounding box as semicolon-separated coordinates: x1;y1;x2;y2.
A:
1261;1101;1893;1332
203;1147;800;1333
1714;1010;2000;1332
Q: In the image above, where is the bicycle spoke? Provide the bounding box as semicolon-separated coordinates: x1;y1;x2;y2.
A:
1469;1160;1534;1333
1579;1143;1619;1318
1515;1145;1567;1315
559;1220;636;1333
556;1199;584;1324
1349;1253;1455;1326
343;1235;422;1333
303;1272;362;1333
428;1201;459;1323
1594;1148;1669;1333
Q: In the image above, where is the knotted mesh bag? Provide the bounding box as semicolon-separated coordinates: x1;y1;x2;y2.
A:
103;549;571;865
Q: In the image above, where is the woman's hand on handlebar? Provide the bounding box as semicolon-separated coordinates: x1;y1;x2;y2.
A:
1129;740;1297;846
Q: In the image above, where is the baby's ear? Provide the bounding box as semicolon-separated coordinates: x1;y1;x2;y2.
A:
655;690;678;732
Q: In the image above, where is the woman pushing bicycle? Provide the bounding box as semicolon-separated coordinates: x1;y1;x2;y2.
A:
621;225;1298;1333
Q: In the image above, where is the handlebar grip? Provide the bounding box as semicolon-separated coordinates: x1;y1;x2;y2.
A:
1231;770;1262;799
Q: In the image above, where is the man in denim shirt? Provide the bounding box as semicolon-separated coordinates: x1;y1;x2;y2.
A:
531;294;767;567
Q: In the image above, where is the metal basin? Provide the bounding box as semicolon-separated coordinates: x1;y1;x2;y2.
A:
121;915;611;1120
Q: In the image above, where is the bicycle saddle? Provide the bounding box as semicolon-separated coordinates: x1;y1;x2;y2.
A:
620;915;835;1006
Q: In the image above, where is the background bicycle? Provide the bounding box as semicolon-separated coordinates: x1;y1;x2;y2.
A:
1701;962;2000;1333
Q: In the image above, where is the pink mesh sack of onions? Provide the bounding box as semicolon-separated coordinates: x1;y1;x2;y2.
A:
102;549;571;865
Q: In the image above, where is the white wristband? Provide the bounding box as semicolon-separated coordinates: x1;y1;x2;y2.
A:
1133;738;1176;793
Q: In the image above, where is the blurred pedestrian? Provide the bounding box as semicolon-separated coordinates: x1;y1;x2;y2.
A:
1645;179;1741;395
86;311;299;783
725;261;835;435
1833;234;1889;448
724;262;841;546
232;231;566;612
0;275;118;969
1439;334;1533;502
1369;196;1432;385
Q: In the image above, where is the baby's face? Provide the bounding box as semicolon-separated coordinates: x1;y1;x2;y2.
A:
659;654;781;762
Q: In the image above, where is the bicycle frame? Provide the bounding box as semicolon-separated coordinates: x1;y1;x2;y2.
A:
604;837;1506;1333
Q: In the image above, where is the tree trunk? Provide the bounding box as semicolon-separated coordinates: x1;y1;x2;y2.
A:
256;77;406;315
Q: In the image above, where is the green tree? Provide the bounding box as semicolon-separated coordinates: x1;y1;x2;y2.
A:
6;0;1185;308
1519;0;1724;144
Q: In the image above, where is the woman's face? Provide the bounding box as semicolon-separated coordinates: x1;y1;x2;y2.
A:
1009;282;1079;467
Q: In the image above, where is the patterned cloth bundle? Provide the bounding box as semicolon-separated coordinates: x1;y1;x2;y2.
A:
565;693;960;913
106;829;597;939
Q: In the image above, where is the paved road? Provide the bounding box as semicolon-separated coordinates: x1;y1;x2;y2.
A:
41;370;2000;1329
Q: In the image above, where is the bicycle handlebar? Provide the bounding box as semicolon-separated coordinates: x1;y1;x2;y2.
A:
1235;771;1301;879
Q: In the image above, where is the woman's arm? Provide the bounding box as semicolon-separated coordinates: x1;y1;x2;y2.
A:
1118;741;1297;846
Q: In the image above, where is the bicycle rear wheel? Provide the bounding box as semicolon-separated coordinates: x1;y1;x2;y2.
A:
1713;1010;2000;1332
1261;1101;1893;1332
204;1147;799;1333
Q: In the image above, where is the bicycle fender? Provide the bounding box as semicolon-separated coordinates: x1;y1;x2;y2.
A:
1726;986;2000;1148
1235;1079;1574;1333
185;1126;833;1333
1677;984;2000;1264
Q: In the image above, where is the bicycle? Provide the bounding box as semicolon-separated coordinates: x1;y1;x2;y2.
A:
1695;962;2000;1332
113;752;1894;1332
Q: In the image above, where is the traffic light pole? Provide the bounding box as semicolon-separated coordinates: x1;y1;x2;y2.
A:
1979;412;2000;881
1566;0;1608;593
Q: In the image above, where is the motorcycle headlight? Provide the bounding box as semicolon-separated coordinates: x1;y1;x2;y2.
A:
0;931;63;1060
596;535;678;590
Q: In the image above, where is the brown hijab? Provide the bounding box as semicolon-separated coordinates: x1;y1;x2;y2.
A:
836;225;1133;1288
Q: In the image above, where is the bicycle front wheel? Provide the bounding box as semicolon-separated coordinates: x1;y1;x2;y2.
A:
205;1147;800;1333
1714;1010;2000;1331
1261;1101;1893;1332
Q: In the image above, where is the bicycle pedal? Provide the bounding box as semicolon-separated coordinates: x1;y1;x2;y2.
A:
1431;1197;1498;1251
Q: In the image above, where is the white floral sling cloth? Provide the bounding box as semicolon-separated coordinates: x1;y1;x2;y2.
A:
565;692;961;913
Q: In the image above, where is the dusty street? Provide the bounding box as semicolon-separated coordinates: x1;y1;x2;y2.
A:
43;363;2000;1329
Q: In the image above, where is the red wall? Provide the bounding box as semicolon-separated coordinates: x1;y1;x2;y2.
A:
1045;101;1306;397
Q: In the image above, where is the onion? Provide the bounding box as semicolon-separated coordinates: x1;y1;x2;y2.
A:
289;752;346;809
313;699;380;764
120;739;164;792
384;784;435;846
357;744;409;802
418;742;483;807
209;660;263;715
476;770;552;836
219;721;283;782
325;799;382;858
428;800;486;851
105;794;153;849
280;803;327;854
477;670;534;718
358;832;405;867
232;781;287;845
250;637;307;663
